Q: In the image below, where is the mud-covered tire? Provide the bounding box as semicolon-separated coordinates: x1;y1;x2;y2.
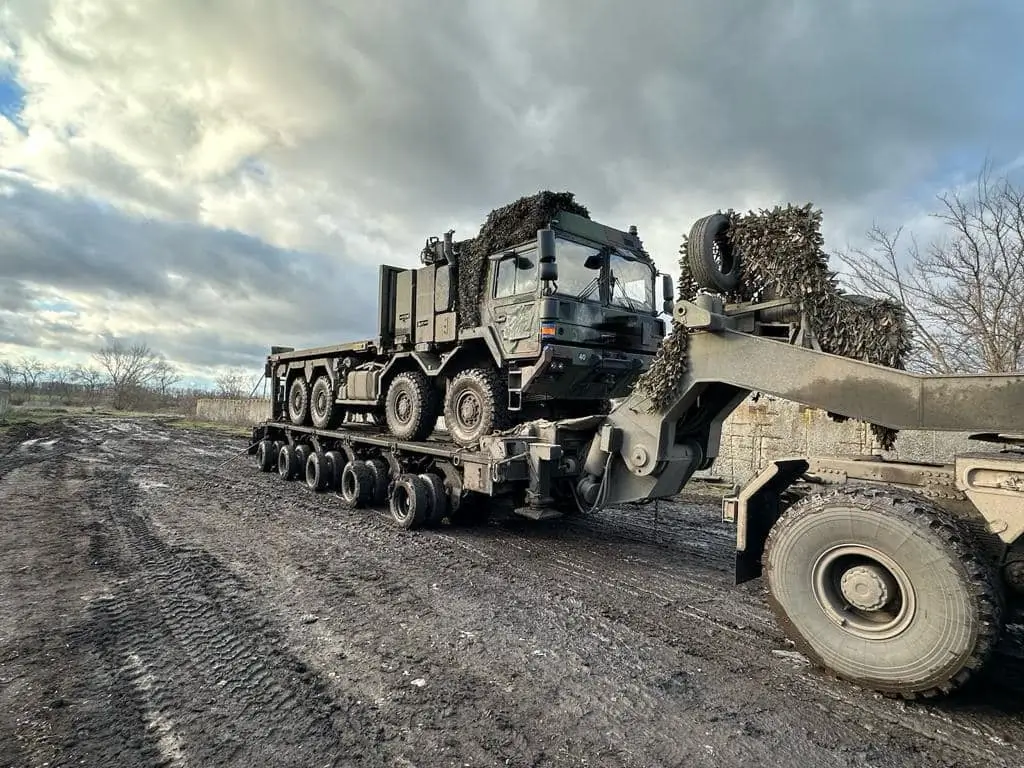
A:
364;458;390;506
255;439;276;472
287;376;311;425
323;450;345;489
444;367;509;447
687;213;740;293
418;472;448;525
764;486;1004;699
384;370;440;441
277;444;300;480
338;460;375;509
389;473;430;530
310;374;344;430
305;451;330;492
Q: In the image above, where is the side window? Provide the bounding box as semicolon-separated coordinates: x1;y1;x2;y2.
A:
494;250;538;299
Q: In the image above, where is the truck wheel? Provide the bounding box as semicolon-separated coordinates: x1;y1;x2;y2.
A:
687;213;740;293
310;374;344;429
324;450;346;489
389;473;429;530
339;460;374;509
287;375;312;425
418;472;449;526
384;370;439;441
255;439;276;472
305;451;330;492
444;367;509;447
763;486;1004;699
294;443;313;472
277;444;300;480
364;458;390;506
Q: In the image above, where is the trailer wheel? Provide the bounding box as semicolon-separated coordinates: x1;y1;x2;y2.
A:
294;443;313;473
764;486;1004;699
364;458;390;506
305;451;330;492
310;374;344;429
385;370;440;441
389;474;430;530
255;439;276;472
277;444;300;480
687;213;740;293
339;460;375;509
287;375;312;425
444;367;509;447
324;450;346;489
418;473;449;525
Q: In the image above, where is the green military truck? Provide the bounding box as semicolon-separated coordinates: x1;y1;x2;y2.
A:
265;200;673;447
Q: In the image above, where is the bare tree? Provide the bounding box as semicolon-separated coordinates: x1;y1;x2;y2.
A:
0;359;14;391
214;368;248;398
17;355;46;394
93;339;163;409
48;365;76;401
152;360;181;396
835;163;1024;374
72;365;106;395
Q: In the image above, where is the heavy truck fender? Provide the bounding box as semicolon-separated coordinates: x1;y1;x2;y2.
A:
721;457;810;585
384;339;500;381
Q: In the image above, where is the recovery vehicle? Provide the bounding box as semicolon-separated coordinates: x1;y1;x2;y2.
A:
249;210;1024;700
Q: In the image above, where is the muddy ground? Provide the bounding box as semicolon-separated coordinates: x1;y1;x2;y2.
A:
2;417;1023;768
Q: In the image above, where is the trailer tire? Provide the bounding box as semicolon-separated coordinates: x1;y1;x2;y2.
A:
310;374;344;429
255;439;276;472
389;473;430;530
287;375;312;425
763;486;1004;699
294;443;313;473
339;460;374;509
385;370;440;442
418;472;448;525
444;366;509;447
324;450;346;489
305;451;330;492
687;213;740;293
364;458;390;506
277;444;300;480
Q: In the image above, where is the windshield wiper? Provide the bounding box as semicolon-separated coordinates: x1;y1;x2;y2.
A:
575;277;600;302
611;277;639;312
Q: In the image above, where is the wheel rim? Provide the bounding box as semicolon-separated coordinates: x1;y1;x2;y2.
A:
393;485;411;521
342;468;356;500
454;390;482;430
314;389;327;417
811;544;917;640
394;391;412;424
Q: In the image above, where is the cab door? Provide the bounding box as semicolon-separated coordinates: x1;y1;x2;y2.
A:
482;247;541;360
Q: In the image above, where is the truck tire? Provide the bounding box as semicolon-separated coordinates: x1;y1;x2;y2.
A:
389;473;429;530
294;443;313;472
310;374;344;429
277;444;300;480
364;458;390;506
305;451;330;492
384;370;439;441
287;375;312;425
339;460;375;509
444;367;509;447
255;439;276;472
763;486;1004;699
324;450;346;489
687;213;740;293
418;472;449;525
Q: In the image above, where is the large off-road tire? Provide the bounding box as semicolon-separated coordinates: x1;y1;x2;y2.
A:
764;486;1004;699
443;367;509;447
277;444;300;480
309;374;344;430
338;460;375;509
687;213;740;293
384;370;440;441
255;439;276;472
287;375;312;425
305;451;330;492
389;473;430;530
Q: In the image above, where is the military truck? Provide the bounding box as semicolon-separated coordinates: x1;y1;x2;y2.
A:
266;204;673;447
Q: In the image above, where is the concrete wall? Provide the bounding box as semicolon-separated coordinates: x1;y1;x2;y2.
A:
196;397;271;426
703;395;981;486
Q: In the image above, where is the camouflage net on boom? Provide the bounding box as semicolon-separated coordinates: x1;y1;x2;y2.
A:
454;191;591;328
635;203;912;450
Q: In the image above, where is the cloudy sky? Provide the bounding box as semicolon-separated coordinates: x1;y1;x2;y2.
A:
1;1;1023;386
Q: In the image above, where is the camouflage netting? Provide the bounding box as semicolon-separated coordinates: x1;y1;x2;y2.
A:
454;191;591;328
636;203;913;450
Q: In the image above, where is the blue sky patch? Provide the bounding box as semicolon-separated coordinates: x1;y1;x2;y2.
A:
0;74;25;125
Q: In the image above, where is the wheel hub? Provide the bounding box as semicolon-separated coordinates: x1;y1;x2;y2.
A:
839;564;896;611
396;392;411;422
456;391;481;427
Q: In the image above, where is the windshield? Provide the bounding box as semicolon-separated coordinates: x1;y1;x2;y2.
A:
609;252;655;313
553;238;603;302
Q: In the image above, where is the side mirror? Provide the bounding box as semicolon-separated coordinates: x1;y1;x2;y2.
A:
661;273;674;315
538;228;558;282
540;260;557;281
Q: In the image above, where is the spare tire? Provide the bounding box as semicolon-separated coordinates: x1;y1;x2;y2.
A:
687;213;740;293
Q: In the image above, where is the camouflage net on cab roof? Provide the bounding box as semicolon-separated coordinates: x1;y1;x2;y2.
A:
636;203;912;450
454;191;590;328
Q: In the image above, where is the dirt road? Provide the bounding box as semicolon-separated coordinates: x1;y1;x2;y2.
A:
2;417;1023;768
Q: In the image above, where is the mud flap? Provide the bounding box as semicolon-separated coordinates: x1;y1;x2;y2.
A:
723;457;809;584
